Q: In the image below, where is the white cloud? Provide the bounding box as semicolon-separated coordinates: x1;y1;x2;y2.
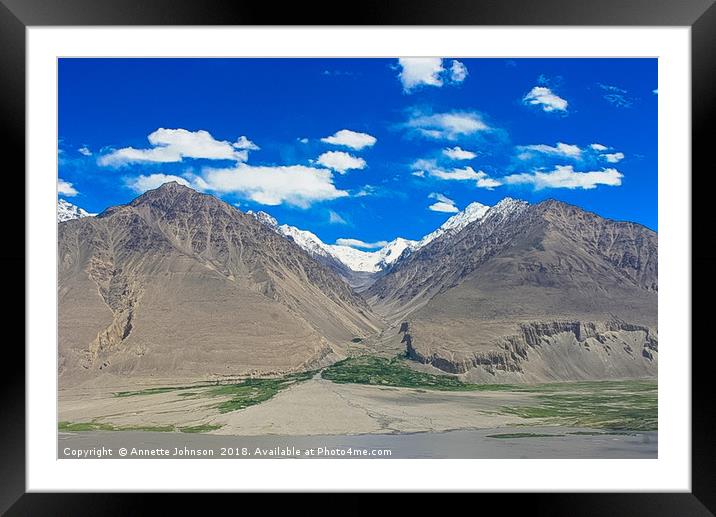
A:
449;60;468;83
523;86;568;113
316;151;366;174
298;138;309;144
428;192;459;213
476;177;502;189
125;173;192;193
320;129;377;150
328;210;347;225
417;129;443;139
78;146;92;156
429;192;454;204
234;135;259;150
411;158;437;171
443;146;476;160
519;142;625;165
411;170;425;177
99;128;253;166
603;152;625;163
517;142;582;160
653;89;658;95
397;58;445;92
201;164;348;208
428;202;459;213
101;145;181;165
430;166;484;181
335;238;388;249
504;165;623;190
416;164;502;190
58;179;78;197
586;143;625;163
405;111;489;140
397;58;469;92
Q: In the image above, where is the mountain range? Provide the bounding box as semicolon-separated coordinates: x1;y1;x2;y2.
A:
58;182;657;386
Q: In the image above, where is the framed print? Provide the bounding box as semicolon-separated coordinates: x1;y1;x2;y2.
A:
2;0;714;512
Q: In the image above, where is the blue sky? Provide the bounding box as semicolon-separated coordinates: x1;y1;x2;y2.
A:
58;58;657;246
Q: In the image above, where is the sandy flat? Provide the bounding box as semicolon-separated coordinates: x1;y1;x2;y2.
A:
59;378;533;435
211;379;530;435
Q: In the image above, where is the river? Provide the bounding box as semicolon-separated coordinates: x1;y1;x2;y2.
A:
58;426;656;459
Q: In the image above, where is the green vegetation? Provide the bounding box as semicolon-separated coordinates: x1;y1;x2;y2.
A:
567;430;636;436
320;356;492;391
178;424;222;433
322;355;632;393
501;379;658;394
58;421;176;432
322;355;488;391
121;424;177;432
105;371;316;423
498;381;657;431
114;385;198;397
207;371;315;413
59;421;222;433
486;432;564;439
321;355;656;431
76;355;658;433
58;421;117;432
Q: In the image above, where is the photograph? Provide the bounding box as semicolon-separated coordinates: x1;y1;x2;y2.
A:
56;57;659;460
1;0;710;506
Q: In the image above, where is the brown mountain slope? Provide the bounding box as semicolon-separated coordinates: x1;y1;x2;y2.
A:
58;182;381;387
368;199;658;382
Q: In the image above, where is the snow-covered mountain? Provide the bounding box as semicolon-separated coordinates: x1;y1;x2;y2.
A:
416;201;490;248
248;199;510;274
329;237;417;273
247;210;414;272
58;199;95;222
278;224;333;260
480;197;529;223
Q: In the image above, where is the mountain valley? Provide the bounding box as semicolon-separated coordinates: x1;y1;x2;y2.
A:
58;183;657;388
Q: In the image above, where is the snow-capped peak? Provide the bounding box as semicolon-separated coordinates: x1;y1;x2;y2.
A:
483;197;529;221
279;224;333;259
248;210;417;273
328;237;418;273
247;198;526;273
492;197;525;211
246;210;278;228
247;210;334;260
58;199;95;222
325;245;384;272
379;238;417;264
417;201;491;248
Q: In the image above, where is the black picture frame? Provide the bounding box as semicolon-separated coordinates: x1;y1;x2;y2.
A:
2;0;713;512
